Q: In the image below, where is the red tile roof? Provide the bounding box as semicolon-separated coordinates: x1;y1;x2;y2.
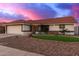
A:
7;16;77;25
10;20;27;23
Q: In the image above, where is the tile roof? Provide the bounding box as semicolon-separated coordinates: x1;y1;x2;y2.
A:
7;16;77;25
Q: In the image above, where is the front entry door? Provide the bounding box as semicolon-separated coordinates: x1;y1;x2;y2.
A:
32;25;39;34
32;25;49;34
40;25;49;33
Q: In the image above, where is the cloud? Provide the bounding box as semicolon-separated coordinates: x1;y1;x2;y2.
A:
18;3;57;19
45;3;72;18
18;3;73;19
0;3;77;21
0;9;25;20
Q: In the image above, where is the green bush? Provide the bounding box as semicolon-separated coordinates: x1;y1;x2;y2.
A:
32;34;79;42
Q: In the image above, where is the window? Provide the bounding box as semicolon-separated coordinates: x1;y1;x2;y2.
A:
59;24;65;29
22;24;32;32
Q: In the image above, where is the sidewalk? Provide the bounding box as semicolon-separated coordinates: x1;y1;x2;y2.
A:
0;45;43;56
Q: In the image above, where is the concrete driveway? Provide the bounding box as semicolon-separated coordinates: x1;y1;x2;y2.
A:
0;45;43;56
0;34;43;56
0;34;16;38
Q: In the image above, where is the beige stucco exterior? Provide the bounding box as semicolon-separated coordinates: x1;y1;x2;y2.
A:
6;25;32;36
49;24;74;31
49;24;61;31
65;25;74;31
65;25;74;35
49;24;75;35
6;24;75;35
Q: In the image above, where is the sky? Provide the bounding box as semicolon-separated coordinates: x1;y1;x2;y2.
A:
0;3;79;22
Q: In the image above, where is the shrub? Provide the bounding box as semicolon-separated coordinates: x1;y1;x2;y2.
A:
32;34;79;42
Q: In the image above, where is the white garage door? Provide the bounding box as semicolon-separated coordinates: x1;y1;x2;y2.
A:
7;25;23;35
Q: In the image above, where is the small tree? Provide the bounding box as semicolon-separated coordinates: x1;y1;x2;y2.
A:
59;24;67;35
61;29;67;35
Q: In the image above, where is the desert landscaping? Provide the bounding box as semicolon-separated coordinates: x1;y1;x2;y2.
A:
0;34;79;56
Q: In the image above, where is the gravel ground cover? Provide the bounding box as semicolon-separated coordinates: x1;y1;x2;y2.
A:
0;36;79;56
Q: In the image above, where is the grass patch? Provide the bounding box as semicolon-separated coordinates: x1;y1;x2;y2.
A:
32;34;79;42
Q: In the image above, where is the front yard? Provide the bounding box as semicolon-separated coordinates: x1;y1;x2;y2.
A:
32;34;79;42
0;35;79;55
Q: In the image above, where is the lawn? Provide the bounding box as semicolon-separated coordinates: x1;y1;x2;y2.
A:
32;34;79;42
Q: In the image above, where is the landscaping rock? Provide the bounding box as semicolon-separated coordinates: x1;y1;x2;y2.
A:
0;36;79;55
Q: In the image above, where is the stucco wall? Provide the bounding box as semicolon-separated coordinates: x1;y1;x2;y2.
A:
65;25;74;35
65;32;74;35
49;24;74;31
23;32;32;36
7;25;31;36
65;25;74;31
49;24;74;35
49;25;61;31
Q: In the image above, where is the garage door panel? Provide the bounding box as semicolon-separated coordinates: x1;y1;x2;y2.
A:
7;25;23;34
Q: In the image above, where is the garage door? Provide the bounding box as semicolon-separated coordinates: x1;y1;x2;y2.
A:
7;25;23;35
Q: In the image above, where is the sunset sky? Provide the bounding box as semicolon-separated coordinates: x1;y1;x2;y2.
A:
0;3;79;22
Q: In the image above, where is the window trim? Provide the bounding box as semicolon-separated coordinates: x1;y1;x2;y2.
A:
21;24;32;32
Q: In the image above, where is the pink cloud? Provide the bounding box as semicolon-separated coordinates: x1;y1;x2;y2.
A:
72;4;79;18
12;8;42;20
0;18;13;22
0;3;42;20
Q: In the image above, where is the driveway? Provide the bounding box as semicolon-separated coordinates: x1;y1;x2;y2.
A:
0;34;43;56
0;45;43;56
0;34;16;38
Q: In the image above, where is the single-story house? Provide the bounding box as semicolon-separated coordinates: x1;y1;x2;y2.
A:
0;22;6;34
2;16;78;36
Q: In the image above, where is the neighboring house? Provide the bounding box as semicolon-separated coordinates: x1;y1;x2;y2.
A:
3;16;77;36
0;23;6;34
0;26;5;33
